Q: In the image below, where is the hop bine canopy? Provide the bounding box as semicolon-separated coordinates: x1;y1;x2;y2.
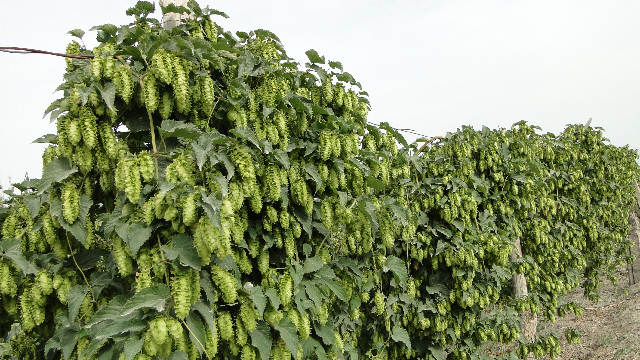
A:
0;1;638;360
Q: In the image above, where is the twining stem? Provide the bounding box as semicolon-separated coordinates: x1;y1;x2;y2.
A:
66;233;94;301
147;107;160;179
157;234;170;287
139;75;160;179
181;319;211;359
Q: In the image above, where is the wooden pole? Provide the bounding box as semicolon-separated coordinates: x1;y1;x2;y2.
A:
158;0;193;31
627;179;640;285
510;237;537;343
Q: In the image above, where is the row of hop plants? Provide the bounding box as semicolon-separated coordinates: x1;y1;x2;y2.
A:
0;1;638;359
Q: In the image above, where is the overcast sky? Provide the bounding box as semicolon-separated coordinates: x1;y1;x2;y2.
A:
1;1;639;191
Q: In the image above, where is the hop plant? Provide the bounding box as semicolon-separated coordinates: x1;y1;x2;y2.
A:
203;16;218;41
112;235;133;277
143;72;159;113
279;272;293;307
200;75;215;113
90;55;103;81
211;265;237;303
0;261;17;297
67;118;82;146
172;58;191;114
151;49;173;84
114;65;134;103
99;122;119;160
217;311;234;341
65;41;80;71
172;271;192;319
374;290;385;316
322;79;333;104
239;302;257;332
138;151;155;182
79;107;98;149
182;192;199;226
62;183;80;224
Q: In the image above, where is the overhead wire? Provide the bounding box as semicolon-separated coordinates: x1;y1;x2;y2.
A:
1;46;441;151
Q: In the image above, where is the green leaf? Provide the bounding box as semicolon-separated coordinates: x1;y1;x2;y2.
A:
186;312;207;355
424;284;447;295
391;326;411;350
429;346;446;360
386;199;407;225
39;158;78;194
200;191;223;232
293;206;312;239
328;61;343;70
365;176;386;191
192;142;212;171
245;284;267;317
121;284;170;315
127;222;152;257
172;234;202;269
68;249;110;271
160;120;202;139
384;256;408;290
303;281;323;310
161;3;190;15
97;82;117;112
123;336;144;360
319;278;347;302
336;256;363;277
68;29;85;39
379;122;408;148
452;219;465;233
192;301;216;334
304;163;323;193
95;317;146;340
32;134;58;144
310;104;328;116
275;318;299;356
0;238;38;274
265;288;280;310
229;78;251;96
167;351;189;360
23;196;41;219
273;149;290;170
303;257;324;274
313;323;334;346
86;296;127;327
251;322;273;360
231;127;262;152
45;326;78;360
305;49;325;64
68;285;89;322
289;97;310;114
59;213;86;244
206;8;229;18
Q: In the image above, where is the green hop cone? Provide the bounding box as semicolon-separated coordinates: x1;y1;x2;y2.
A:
62;183;80;224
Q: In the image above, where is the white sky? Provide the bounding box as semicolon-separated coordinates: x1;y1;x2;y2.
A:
1;1;639;191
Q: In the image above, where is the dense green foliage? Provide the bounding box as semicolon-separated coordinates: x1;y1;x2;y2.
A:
0;1;638;359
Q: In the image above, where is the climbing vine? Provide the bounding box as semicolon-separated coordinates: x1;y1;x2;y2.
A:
0;1;638;360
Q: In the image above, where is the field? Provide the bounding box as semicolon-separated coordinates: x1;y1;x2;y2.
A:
534;266;640;360
485;266;640;360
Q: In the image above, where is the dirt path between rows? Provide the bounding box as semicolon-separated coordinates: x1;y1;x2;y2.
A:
535;267;640;360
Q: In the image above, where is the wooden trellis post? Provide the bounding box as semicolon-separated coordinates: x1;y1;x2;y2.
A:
510;238;537;343
158;0;194;30
627;179;640;285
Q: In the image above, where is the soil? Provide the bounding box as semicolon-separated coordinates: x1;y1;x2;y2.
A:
534;266;640;360
481;266;640;360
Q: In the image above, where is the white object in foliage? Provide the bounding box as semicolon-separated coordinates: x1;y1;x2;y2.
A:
159;0;193;30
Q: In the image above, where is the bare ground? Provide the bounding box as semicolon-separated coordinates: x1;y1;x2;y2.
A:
481;266;640;360
535;266;640;360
